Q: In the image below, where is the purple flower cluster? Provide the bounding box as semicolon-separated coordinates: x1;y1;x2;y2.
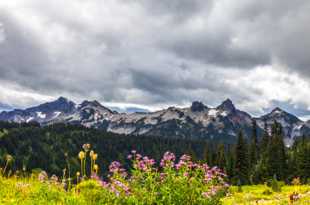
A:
128;150;156;172
90;150;229;200
175;154;200;171
204;166;227;184
175;154;191;170
160;151;176;168
111;179;131;196
109;161;127;177
91;173;130;196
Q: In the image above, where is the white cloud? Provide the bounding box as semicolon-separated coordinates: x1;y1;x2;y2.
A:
0;0;309;117
0;80;54;108
224;66;310;115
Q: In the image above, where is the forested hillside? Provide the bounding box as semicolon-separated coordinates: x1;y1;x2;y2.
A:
0;121;309;185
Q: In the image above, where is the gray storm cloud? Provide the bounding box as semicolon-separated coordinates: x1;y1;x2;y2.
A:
0;0;309;116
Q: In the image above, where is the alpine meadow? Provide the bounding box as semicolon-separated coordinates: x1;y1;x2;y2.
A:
1;0;310;204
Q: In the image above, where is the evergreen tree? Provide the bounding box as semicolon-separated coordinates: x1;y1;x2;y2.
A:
202;143;211;164
260;121;269;154
250;120;258;168
251;121;270;182
226;144;235;180
216;143;226;170
267;121;287;180
234;130;249;184
296;138;310;182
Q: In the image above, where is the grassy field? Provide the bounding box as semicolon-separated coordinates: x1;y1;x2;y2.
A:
222;185;310;205
0;176;79;205
1;176;310;204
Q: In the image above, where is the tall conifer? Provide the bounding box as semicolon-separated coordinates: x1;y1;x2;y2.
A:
234;130;249;184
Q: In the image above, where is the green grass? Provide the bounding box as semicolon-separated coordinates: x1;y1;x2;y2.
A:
0;176;80;205
1;176;310;205
222;185;310;205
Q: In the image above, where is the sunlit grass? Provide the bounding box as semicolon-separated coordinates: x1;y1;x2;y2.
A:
222;185;310;205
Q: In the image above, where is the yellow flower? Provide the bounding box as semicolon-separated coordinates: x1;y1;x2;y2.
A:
78;151;85;160
92;153;98;161
90;150;94;157
94;164;99;172
76;172;80;176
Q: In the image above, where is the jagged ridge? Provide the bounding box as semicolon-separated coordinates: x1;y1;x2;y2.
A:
1;97;309;146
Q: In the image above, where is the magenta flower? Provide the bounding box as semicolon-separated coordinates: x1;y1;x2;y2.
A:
160;151;176;168
109;161;122;173
109;161;127;177
132;153;156;172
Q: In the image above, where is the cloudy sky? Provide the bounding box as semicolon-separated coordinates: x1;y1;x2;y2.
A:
0;0;310;118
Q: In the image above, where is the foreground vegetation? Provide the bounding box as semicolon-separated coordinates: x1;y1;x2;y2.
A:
1;145;228;204
1;176;310;204
1;140;310;204
222;185;310;205
1;121;310;204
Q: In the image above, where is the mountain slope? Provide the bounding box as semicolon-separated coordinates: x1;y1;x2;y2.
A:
256;107;306;146
0;97;309;145
0;97;76;123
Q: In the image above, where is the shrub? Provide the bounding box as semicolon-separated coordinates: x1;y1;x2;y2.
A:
270;177;282;192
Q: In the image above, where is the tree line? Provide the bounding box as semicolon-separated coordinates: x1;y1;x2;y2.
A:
0;121;309;184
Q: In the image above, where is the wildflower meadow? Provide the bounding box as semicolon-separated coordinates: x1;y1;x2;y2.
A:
0;144;229;205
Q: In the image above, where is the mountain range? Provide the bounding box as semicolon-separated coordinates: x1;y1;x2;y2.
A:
1;97;309;146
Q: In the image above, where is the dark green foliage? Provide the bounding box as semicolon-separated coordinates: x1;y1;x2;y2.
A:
266;121;287;180
260;121;269;154
234;131;249;185
249;120;258;168
270;175;282;192
294;136;310;183
0;122;212;176
216;143;226;170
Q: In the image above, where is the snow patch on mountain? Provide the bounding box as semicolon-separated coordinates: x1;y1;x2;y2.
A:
208;109;219;117
26;117;34;123
36;112;46;119
1;97;309;145
54;111;62;118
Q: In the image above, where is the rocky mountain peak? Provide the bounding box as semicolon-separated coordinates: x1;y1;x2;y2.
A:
79;100;114;116
271;107;284;114
191;101;208;112
80;100;104;108
26;97;76;114
217;98;235;112
265;107;301;123
56;96;70;103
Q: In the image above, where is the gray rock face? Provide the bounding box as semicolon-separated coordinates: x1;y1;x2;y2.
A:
1;97;310;145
